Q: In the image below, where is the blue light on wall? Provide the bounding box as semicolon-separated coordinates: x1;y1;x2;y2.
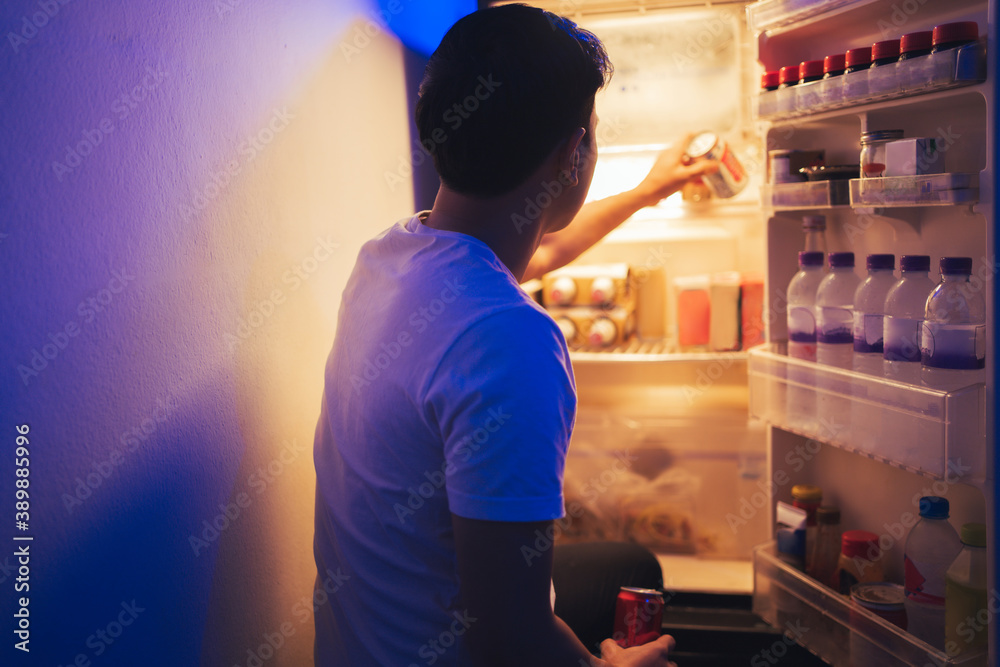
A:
378;0;478;56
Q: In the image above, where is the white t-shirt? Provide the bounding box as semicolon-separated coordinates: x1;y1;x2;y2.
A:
313;213;576;666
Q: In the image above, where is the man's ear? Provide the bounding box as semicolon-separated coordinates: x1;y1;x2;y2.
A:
558;127;587;186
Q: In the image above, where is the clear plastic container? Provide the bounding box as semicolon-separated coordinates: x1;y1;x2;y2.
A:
921;257;987;390
850;172;979;207
767;180;851;208
904;496;963;650
747;343;986;478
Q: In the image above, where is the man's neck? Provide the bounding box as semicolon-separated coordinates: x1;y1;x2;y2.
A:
423;185;552;282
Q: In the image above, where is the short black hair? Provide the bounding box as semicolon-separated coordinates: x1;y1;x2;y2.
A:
415;4;612;198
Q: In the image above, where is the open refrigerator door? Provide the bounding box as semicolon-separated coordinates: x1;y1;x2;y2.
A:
747;0;996;665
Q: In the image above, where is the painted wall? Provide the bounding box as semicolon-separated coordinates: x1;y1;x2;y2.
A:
0;0;464;664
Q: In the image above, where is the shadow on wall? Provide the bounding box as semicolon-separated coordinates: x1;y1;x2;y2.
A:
0;2;415;666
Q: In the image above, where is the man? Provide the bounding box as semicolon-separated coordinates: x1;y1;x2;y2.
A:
313;5;715;665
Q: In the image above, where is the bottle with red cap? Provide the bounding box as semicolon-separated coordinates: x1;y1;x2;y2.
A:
932;21;979;53
759;70;780;117
819;53;846;107
899;31;935;92
900;30;934;60
843;47;872;100
796;59;825;111
836;530;885;595
869;39;901;97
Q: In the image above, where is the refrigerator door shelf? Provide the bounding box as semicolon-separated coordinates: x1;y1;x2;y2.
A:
849;173;979;208
764;181;852;210
752;541;987;666
747;343;985;482
756;41;987;122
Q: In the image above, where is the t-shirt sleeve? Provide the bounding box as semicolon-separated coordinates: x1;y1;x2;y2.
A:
423;305;577;522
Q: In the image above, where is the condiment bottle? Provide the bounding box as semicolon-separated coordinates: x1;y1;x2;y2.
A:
845;46;872;73
871;39;901;66
778;65;800;88
823;53;846;78
761;70;779;92
932;21;979;53
837;530;884;595
807;505;842;589
792;484;822;568
945;522;988;655
799;59;824;84
899;30;933;60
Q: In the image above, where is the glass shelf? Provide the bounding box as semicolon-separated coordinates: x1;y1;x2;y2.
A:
747;0;875;34
756;41;986;122
765;181;851;210
747;344;985;481
849;174;979;208
753;542;987;666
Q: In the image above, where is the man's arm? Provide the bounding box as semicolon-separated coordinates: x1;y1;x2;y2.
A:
452;514;675;667
523;138;718;282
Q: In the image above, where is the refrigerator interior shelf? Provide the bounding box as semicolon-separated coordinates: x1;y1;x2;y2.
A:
570;340;748;364
764;180;851;210
747;0;875;34
752;541;987;667
849;173;979;208
747;343;985;481
757;41;986;121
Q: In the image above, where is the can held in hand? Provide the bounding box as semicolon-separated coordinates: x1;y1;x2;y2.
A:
685;132;748;198
612;586;664;648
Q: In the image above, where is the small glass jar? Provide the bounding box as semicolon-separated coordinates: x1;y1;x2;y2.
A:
871;39;901;66
778;65;800;88
860;129;904;178
845;46;872;73
823;53;846;78
932;21;979;53
900;30;933;60
761;70;780;92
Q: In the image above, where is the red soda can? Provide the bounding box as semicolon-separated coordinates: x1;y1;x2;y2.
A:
612;586;664;648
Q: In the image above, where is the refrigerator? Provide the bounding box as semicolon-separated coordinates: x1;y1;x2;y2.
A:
500;0;998;665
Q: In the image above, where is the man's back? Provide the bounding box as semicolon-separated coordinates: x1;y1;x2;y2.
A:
313;213;576;665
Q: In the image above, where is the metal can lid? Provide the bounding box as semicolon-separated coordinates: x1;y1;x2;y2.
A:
685;132;718;159
860;129;905;144
852;582;905;609
620;586;664;599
